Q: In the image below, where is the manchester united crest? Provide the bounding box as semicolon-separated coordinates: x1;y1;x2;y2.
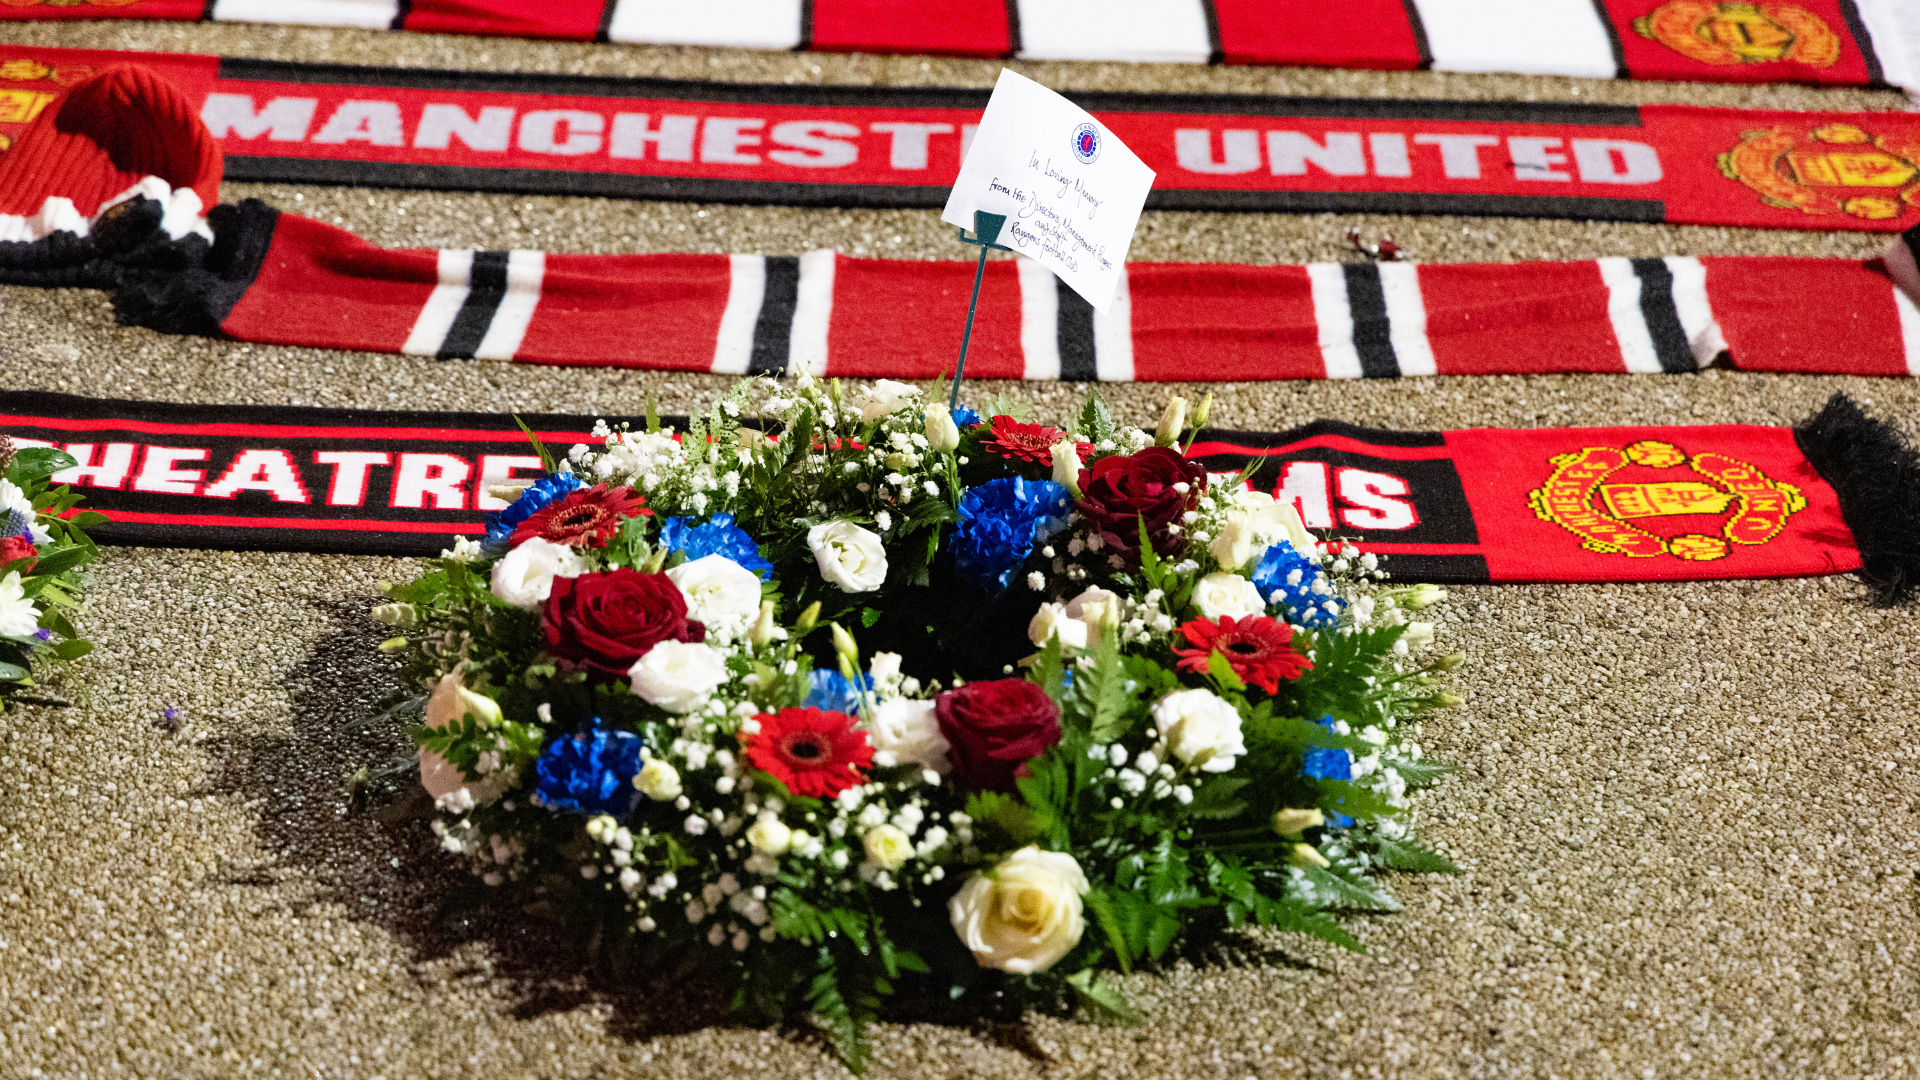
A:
1718;123;1920;221
1634;1;1840;67
1527;440;1805;563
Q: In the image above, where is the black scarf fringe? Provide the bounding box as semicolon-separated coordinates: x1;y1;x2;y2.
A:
1795;393;1920;605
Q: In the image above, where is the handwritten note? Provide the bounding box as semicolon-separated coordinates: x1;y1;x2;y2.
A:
942;69;1155;313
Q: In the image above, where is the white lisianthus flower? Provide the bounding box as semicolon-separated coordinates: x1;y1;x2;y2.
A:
863;824;913;869
666;553;762;638
419;672;509;810
948;845;1089;974
0;571;39;638
923;403;960;453
634;757;683;801
864;698;952;774
808;521;888;593
746;815;793;855
1191;572;1266;621
627;639;729;714
859;379;919;422
1063;586;1121;631
1231;488;1318;556
489;537;586;611
1026;603;1088;651
1050;439;1082;493
425;670;505;730
1151;688;1247;773
1402;621;1436;649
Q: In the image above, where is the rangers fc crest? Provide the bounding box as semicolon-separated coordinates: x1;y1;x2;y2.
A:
1527;440;1806;563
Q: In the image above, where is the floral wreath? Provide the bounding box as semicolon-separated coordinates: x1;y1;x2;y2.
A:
367;379;1460;1068
0;437;100;710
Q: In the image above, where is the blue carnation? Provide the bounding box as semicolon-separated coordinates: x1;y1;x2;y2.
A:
952;406;982;428
484;471;584;551
805;668;873;714
950;477;1072;595
660;512;773;581
533;723;645;817
1251;541;1341;628
1300;747;1353;782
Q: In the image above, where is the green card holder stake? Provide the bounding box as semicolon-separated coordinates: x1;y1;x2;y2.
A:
949;210;1013;411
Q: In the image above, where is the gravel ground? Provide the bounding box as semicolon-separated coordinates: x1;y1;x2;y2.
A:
2;16;1919;1080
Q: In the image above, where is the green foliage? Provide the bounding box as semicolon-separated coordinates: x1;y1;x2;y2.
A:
6;448;76;486
1374;837;1460;874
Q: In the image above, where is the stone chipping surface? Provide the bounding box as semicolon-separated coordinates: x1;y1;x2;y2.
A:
1;17;1919;1080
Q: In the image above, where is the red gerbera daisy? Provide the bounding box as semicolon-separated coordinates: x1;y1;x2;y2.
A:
978;416;1093;467
511;484;649;548
742;707;875;798
1172;614;1312;693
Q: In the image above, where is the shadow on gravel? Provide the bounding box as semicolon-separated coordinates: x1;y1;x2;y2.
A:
197;598;726;1042
198;599;1341;1060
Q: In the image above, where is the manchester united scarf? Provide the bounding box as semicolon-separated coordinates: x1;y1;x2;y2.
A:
7;193;1918;381
4;1;1915;95
3;390;1912;600
7;45;1920;232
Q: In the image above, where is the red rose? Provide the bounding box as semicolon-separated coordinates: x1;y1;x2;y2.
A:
935;678;1062;793
1074;446;1207;564
542;569;705;680
0;536;35;573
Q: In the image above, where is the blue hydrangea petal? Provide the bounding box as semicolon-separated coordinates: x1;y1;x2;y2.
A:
1251;541;1342;628
805;669;873;714
1300;747;1353;782
484;471;585;552
950;477;1071;595
533;724;645;817
660;512;774;581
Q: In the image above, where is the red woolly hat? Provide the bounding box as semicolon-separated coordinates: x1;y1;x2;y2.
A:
0;62;222;221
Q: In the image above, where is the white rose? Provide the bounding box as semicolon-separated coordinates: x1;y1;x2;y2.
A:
1191;572;1265;621
1026;602;1088;651
667;553;762;635
489;537;586;611
627;639;729;714
860;379;919;422
948;846;1089;974
635;757;683;801
863;824;913;869
808;520;888;593
1209;515;1260;571
0;571;39;639
1151;688;1247;773
746;815;792;855
923;403;960;452
864;698;952;774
